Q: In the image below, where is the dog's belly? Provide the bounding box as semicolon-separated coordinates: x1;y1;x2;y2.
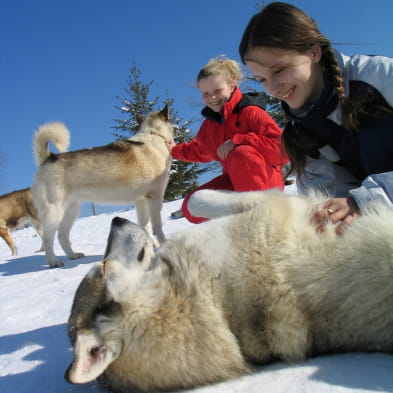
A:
8;215;31;230
71;187;147;205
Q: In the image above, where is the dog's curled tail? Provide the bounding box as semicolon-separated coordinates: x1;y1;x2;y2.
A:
33;122;70;166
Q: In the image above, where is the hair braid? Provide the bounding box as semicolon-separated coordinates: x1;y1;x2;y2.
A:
322;47;360;129
323;45;393;130
322;47;345;97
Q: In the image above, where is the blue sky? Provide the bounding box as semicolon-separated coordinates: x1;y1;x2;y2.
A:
1;0;393;216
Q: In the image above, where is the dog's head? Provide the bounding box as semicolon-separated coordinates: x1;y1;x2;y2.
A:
102;216;158;302
65;217;159;386
140;104;173;138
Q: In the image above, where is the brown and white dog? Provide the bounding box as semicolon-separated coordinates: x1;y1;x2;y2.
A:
0;188;43;256
32;105;173;268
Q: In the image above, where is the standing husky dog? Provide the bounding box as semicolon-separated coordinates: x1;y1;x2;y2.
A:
65;189;393;393
32;105;173;268
0;187;43;256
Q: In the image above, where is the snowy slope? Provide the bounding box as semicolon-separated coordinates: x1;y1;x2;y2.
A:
0;190;392;393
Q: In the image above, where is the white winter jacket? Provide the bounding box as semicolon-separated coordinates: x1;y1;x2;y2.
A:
298;50;393;209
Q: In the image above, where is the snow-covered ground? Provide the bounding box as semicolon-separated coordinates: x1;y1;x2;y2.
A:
1;186;392;393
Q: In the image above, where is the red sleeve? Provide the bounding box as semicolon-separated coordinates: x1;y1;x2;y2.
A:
171;121;217;163
231;106;288;166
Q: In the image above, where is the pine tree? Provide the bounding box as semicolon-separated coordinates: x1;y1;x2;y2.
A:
165;108;208;201
112;62;159;138
264;94;286;127
112;62;208;201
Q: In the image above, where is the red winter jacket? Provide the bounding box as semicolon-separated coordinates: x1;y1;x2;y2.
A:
171;87;286;174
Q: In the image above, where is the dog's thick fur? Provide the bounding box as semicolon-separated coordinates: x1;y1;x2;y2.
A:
65;189;393;393
32;106;173;267
0;188;43;255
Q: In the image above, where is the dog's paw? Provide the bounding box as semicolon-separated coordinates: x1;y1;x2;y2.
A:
49;260;65;268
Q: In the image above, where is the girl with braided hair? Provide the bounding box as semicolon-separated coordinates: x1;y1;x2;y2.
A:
239;1;393;234
171;56;286;223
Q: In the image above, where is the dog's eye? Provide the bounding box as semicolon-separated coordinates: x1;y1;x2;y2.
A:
137;247;145;262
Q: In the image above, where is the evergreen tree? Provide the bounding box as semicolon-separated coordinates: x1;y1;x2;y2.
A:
112;62;159;138
165;107;208;201
264;94;286;127
112;62;208;201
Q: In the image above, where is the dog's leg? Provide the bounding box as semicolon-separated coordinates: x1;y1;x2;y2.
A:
32;182;68;267
41;223;63;268
134;199;150;231
147;197;165;244
30;218;44;252
134;199;160;247
58;202;84;260
0;225;17;256
35;198;67;267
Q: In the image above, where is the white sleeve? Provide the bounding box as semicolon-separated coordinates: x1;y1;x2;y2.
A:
348;172;393;211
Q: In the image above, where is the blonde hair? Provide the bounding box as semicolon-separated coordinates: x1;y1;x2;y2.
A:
197;55;243;86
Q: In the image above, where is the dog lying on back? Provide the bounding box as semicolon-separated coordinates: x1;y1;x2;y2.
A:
32;105;173;268
0;188;43;256
65;189;393;393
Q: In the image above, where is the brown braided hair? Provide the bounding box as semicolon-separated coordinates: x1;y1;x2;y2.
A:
239;2;392;175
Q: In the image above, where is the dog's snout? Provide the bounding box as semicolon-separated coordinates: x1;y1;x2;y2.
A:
112;216;128;227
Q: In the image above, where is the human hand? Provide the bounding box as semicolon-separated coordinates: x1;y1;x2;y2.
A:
312;197;360;235
217;140;235;160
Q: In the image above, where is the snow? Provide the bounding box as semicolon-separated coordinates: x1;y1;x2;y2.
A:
0;188;392;393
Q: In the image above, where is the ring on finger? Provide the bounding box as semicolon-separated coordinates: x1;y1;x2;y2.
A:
327;207;334;214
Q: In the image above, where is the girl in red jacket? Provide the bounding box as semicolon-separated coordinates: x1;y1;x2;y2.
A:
171;57;286;223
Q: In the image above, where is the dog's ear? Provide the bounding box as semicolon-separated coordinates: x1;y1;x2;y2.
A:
160;104;170;122
135;113;145;125
65;331;121;384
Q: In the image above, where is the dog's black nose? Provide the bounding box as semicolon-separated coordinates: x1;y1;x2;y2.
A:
112;216;129;227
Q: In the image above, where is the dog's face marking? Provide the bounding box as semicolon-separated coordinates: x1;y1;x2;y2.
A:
103;216;154;265
102;217;157;303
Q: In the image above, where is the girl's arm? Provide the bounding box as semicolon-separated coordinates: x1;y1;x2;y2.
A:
312;171;393;235
171;122;216;163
